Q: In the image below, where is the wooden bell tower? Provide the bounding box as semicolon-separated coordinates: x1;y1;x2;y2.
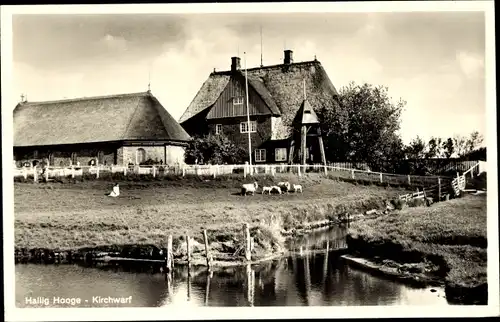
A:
288;80;327;166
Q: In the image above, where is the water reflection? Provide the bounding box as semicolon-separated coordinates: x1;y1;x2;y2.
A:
16;227;448;307
16;253;447;307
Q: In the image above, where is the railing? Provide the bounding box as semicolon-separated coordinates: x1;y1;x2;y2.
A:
14;162;454;189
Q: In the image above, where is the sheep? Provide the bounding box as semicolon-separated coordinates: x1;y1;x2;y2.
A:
262;186;273;195
241;182;258;196
293;184;303;193
277;181;291;193
271;186;282;194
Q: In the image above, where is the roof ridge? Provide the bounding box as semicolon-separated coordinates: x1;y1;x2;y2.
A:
22;91;151;106
212;60;320;75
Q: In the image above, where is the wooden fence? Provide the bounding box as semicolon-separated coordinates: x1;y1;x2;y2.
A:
13;162;474;190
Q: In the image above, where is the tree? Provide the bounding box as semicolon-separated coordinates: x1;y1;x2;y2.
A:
442;138;455;159
453;134;468;157
465;131;484;155
426;137;443;159
184;134;247;165
318;82;406;172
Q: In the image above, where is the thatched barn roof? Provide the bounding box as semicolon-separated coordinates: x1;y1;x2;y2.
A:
14;91;191;147
179;57;339;133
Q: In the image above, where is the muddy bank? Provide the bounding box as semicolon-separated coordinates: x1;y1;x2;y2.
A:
345;234;487;305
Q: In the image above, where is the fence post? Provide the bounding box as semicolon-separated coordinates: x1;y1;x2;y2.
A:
33;165;38;183
96;166;100;179
324;164;328;176
23;167;27;179
152;166;156;178
71;166;75;179
407;175;411;185
351;169;355;180
212;165;216;179
203;230;211;268
44;167;49;182
243;223;251;261
182;166;186;177
438;177;441;201
379;172;383;183
123;166;127;176
186;234;191;268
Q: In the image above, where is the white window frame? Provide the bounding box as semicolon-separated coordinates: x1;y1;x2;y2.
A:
240;121;257;133
215;124;222;135
255;149;266;163
275;148;287;162
233;96;244;105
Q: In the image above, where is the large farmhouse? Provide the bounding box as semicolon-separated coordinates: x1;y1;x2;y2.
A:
13;91;191;167
179;49;340;165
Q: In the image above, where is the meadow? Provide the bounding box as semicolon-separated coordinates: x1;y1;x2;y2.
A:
14;174;404;252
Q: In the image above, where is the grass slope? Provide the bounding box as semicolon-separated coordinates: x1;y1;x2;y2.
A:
14;176;404;251
347;194;487;303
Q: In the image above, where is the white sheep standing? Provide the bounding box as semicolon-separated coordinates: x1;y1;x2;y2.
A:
293;184;303;193
241;182;258;196
262;186;273;195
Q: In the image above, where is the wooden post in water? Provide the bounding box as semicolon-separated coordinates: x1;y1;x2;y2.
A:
186;234;191;268
246;264;255;306
322;240;329;284
205;269;211;306
243;223;251;261
187;267;192;301
203;230;211;268
166;235;173;273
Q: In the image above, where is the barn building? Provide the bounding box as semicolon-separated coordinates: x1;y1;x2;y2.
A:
179;49;340;165
13;91;191;167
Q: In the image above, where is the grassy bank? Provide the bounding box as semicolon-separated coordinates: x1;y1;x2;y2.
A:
14;175;405;264
347;194;487;304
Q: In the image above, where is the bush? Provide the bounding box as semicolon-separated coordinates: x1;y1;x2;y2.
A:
185;134;248;165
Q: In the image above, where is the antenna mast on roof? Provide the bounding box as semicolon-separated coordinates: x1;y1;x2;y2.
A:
147;61;152;93
260;25;263;67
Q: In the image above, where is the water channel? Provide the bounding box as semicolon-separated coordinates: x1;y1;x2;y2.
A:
15;227;449;307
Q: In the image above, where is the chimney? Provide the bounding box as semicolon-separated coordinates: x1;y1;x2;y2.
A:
284;50;293;65
231;57;241;72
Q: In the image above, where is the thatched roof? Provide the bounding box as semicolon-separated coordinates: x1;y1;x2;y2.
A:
14;91;191;147
179;59;339;131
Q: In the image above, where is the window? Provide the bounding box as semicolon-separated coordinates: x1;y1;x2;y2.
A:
97;151;105;164
240;121;257;133
215;124;222;135
233;97;244;105
136;148;146;165
48;153;54;166
255;149;266;162
70;152;78;165
275;148;287;162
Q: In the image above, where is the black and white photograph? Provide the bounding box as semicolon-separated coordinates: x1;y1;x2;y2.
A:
2;2;498;320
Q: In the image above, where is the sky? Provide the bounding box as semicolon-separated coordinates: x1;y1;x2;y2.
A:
11;10;487;145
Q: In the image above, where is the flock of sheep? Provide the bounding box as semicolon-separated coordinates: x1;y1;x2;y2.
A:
241;181;302;196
